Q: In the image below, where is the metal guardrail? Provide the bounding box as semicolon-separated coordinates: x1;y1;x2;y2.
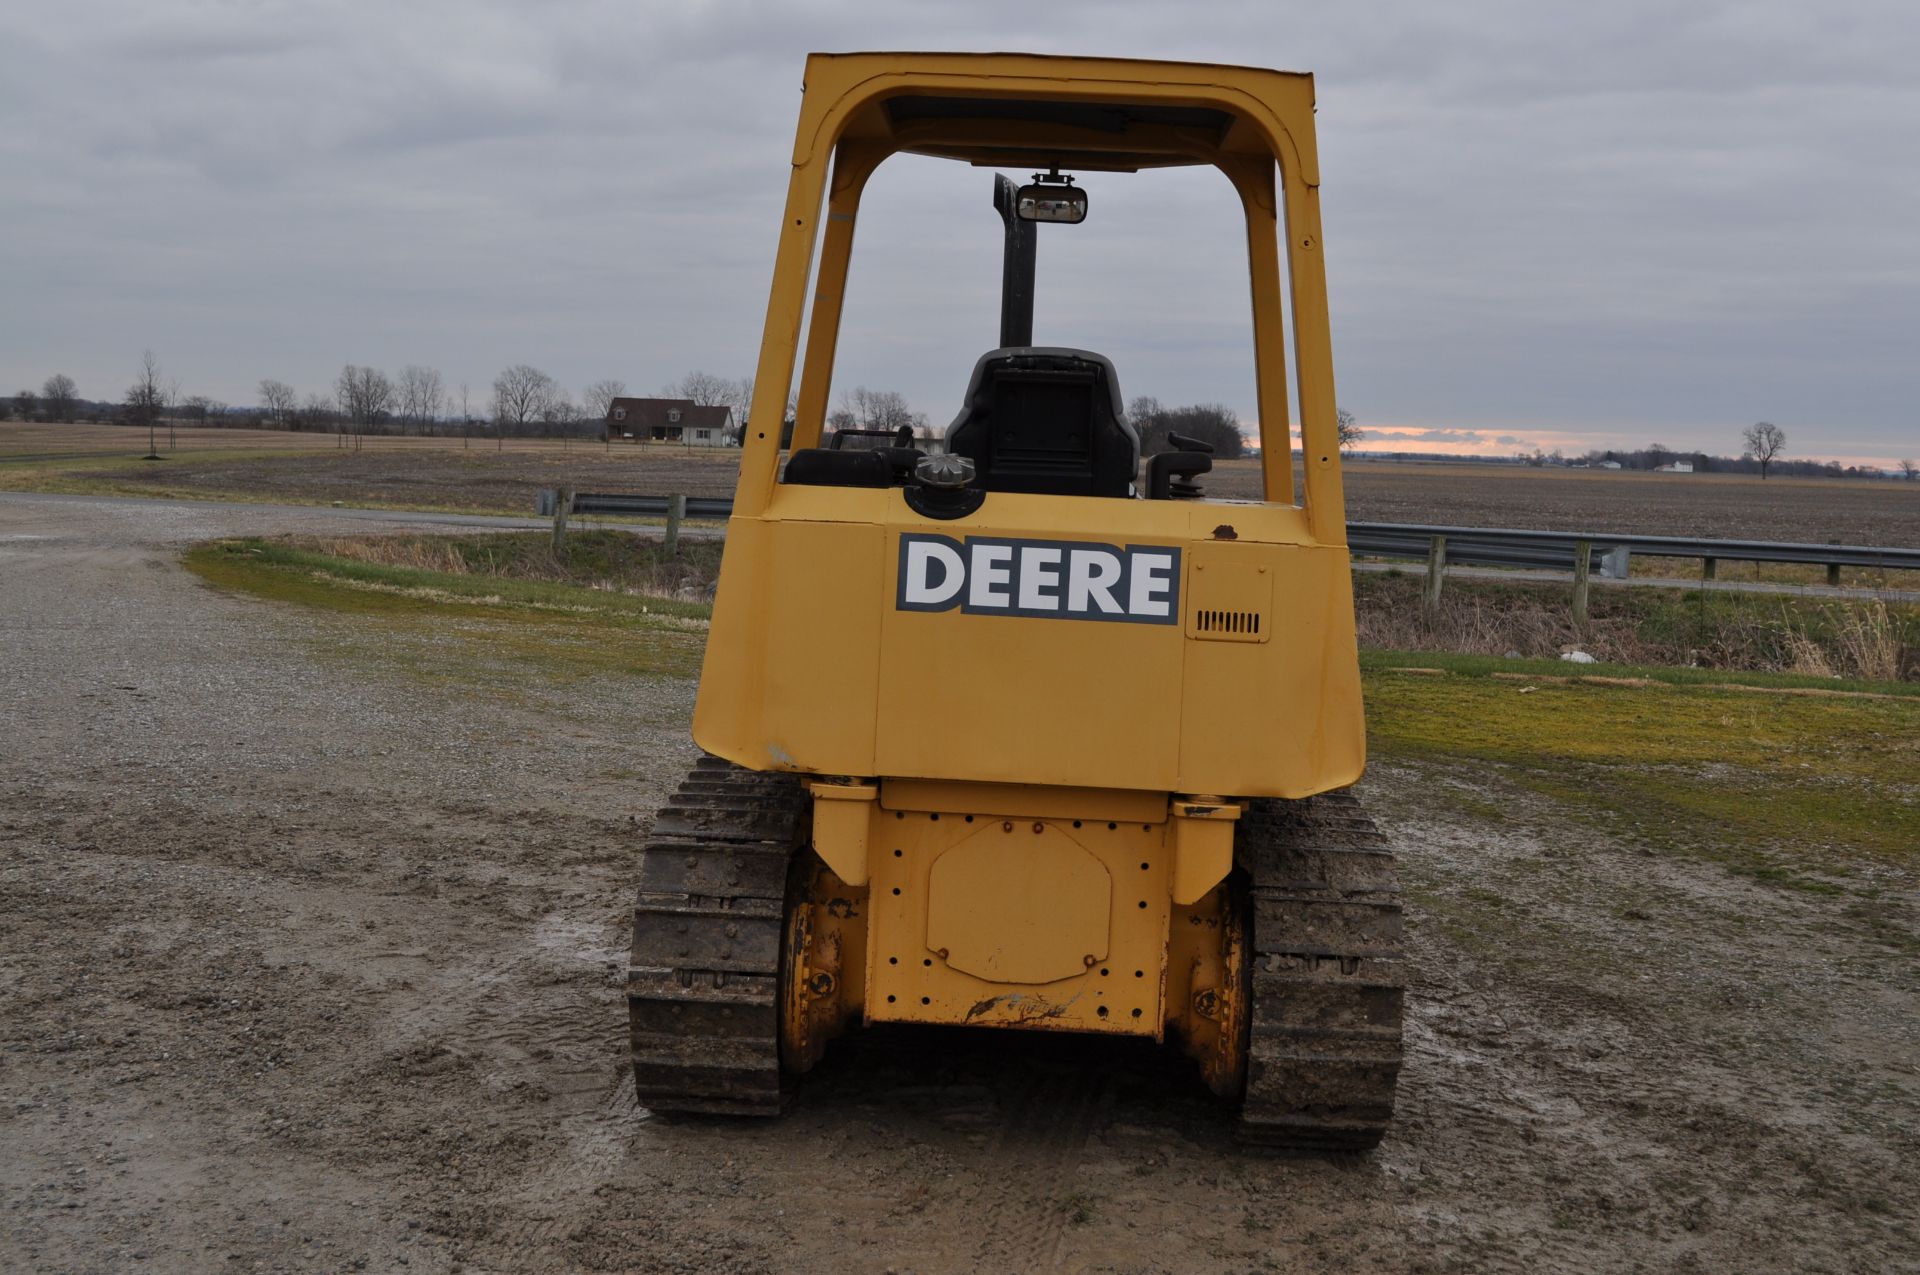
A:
537;491;733;519
1346;522;1920;583
538;491;1919;581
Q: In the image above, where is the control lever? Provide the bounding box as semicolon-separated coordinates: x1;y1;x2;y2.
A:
1146;432;1213;500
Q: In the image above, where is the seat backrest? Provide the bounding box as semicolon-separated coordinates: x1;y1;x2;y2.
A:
944;347;1137;497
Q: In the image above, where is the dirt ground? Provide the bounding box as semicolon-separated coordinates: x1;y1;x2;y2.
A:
3;491;1917;1274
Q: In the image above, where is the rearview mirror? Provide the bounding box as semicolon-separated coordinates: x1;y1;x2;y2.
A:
1015;181;1086;224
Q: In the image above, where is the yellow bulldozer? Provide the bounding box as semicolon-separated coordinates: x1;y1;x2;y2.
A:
629;52;1403;1150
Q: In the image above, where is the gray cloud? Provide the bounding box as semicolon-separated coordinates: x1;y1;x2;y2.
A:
3;0;1915;464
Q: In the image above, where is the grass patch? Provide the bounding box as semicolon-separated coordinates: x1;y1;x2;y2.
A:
183;535;712;684
188;532;716;620
1363;664;1920;882
295;528;724;597
1359;649;1920;697
1354;572;1918;681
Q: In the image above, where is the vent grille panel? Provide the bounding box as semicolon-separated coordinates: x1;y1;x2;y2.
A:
1194;609;1263;636
1184;552;1275;644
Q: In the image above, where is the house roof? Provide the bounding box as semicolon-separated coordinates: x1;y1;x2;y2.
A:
606;397;733;432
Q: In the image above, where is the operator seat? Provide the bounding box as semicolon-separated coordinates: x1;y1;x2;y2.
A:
945;347;1138;497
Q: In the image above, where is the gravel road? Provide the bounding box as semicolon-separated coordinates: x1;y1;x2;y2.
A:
3;491;1915;1274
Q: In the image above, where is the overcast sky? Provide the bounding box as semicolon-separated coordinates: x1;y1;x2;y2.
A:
4;0;1916;465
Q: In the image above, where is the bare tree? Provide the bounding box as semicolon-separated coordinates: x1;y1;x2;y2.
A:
730;376;754;429
15;389;40;421
491;364;560;433
41;374;78;422
456;382;475;447
258;379;297;429
1336;406;1363;452
395;365;445;434
1742;421;1787;479
838;385;926;435
1129;397;1245;459
1899;458;1918;482
297;392;335;432
125;350;170;457
335;365;394;429
540;390;577;432
665;370;735;407
582;378;626;422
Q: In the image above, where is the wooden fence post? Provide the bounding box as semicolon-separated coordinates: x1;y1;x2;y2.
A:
1423;535;1447;618
1702;556;1717;580
664;493;686;559
1573;539;1592;632
1827;540;1841;587
551;485;573;556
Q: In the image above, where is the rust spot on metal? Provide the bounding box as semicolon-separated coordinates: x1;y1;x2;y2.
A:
1212;524;1238;540
963;992;1075;1024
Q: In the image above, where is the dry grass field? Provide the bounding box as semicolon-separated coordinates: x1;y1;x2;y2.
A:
1209;457;1920;546
0;423;744;514
5;423;1916;548
0;422;615;460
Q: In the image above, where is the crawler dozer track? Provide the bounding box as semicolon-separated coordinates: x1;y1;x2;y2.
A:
628;760;1404;1147
627;757;804;1115
1235;792;1405;1151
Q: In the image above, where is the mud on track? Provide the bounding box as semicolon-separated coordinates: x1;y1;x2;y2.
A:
3;491;1916;1274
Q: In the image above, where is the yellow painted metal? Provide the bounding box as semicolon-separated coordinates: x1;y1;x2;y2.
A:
867;795;1170;1037
1184;544;1276;643
806;780;877;886
927;823;1112;983
694;51;1366;806
881;778;1166;826
695;489;1362;798
782;788;1247;1071
1220;154;1294;507
791;138;888;452
1165;880;1248;1098
700;56;1357;1059
1168;799;1241;906
781;856;868;1074
728;50;1341;509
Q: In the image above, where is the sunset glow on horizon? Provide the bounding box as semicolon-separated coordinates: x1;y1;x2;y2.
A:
1257;423;1906;473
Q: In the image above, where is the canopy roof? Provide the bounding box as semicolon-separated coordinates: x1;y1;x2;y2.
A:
807;52;1319;178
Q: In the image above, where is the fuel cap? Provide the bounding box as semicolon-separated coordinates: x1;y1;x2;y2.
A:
915;454;975;490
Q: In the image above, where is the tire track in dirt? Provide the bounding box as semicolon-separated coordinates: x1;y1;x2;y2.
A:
967;1064;1113;1272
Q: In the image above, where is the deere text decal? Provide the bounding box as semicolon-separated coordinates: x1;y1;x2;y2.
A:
896;533;1180;624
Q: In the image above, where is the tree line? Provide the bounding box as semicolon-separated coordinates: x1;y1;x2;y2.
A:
10;360;1912;481
0;356;762;442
